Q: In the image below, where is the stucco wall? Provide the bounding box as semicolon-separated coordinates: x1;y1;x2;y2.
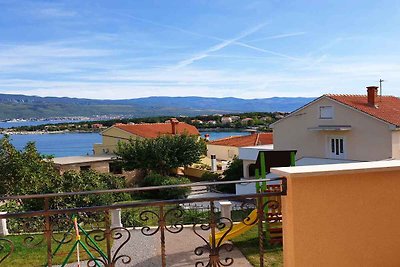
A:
206;144;239;161
392;131;400;159
94;127;141;155
272;162;400;267
272;97;393;161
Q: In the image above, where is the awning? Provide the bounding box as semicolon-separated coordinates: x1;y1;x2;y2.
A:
308;125;351;131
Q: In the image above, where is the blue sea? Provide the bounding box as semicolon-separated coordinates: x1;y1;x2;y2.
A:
3;131;249;157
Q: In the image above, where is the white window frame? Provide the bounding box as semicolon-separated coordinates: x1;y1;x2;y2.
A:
319;106;334;119
326;135;347;159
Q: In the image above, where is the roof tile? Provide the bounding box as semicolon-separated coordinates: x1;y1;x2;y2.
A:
209;133;273;147
326;94;400;126
114;122;200;138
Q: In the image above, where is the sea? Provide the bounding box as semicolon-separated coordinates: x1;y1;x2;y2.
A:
0;121;249;157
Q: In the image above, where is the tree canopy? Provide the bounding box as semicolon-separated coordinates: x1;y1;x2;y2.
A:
0;136;129;211
116;134;206;175
0;136;60;196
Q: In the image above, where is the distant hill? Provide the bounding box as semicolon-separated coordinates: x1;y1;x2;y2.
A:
0;94;314;120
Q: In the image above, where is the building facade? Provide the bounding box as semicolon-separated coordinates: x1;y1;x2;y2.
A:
207;133;273;161
271;86;400;161
93;118;200;155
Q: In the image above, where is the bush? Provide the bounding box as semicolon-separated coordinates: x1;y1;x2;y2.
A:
59;170;131;209
121;208;146;227
200;171;220;181
181;209;209;224
217;157;243;193
140;173;191;200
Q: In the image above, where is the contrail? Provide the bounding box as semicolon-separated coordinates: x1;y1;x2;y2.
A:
110;11;297;61
173;23;268;69
247;32;306;42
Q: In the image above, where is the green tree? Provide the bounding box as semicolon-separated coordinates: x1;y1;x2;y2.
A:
139;173;191;200
0;136;130;211
0;136;61;197
60;170;130;208
217;156;243;193
117;134;207;175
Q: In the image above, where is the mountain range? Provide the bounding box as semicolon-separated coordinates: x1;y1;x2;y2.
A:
0;94;314;120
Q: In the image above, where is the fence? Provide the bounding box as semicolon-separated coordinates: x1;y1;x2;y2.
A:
0;178;286;267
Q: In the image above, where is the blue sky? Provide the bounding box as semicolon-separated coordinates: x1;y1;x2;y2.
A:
1;0;399;99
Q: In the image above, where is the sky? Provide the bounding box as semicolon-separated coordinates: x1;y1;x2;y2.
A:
1;0;400;99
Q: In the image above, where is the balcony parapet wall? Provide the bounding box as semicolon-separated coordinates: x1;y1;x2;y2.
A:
272;160;400;267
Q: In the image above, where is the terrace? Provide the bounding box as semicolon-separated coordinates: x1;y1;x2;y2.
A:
2;160;400;266
0;178;285;267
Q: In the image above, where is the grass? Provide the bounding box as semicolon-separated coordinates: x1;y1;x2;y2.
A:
1;232;107;267
232;226;283;267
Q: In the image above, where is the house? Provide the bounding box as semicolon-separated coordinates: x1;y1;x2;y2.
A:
191;119;203;124
221;117;233;124
271;86;400;161
91;123;104;129
52;156;115;174
241;118;254;124
93;118;200;155
207;133;273;161
231;116;240;122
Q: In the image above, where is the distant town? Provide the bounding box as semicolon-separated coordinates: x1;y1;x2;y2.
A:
0;112;287;135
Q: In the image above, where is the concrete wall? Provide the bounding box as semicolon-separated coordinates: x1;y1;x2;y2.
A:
57;161;111;174
94;127;141;155
272;97;393;161
272;161;400;267
206;144;239;161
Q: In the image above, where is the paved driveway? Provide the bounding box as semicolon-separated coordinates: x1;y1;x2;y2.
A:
60;227;252;267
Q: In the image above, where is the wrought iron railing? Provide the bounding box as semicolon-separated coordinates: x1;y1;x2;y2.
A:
0;178;286;267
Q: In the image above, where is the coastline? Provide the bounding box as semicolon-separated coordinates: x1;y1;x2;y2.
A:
0;130;98;135
2;128;254;135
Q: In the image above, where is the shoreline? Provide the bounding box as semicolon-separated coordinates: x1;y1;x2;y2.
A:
1;130;98;135
2;128;252;135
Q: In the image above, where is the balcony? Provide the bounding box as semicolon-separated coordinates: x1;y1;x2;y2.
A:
0;178;285;267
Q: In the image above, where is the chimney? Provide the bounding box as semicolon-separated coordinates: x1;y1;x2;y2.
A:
367;86;379;107
170;118;179;134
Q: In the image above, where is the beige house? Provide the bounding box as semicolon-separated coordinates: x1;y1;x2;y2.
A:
93;118;200;155
207;133;273;161
52;156;115;174
271;86;400;161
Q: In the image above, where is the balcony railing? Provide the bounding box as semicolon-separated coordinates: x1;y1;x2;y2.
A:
0;178;286;267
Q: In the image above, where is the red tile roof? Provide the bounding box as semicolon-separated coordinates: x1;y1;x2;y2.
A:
209;133;273;147
326;94;400;126
114;121;200;138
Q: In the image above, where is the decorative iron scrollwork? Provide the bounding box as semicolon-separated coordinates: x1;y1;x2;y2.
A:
164;207;184;234
193;217;234;267
23;235;44;248
139;206;184;236
86;227;132;266
193;201;235;267
140;210;160;236
0;238;14;264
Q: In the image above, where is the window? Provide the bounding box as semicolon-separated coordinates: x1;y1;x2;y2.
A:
320;106;333;119
80;165;91;172
328;136;345;159
109;162;123;174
